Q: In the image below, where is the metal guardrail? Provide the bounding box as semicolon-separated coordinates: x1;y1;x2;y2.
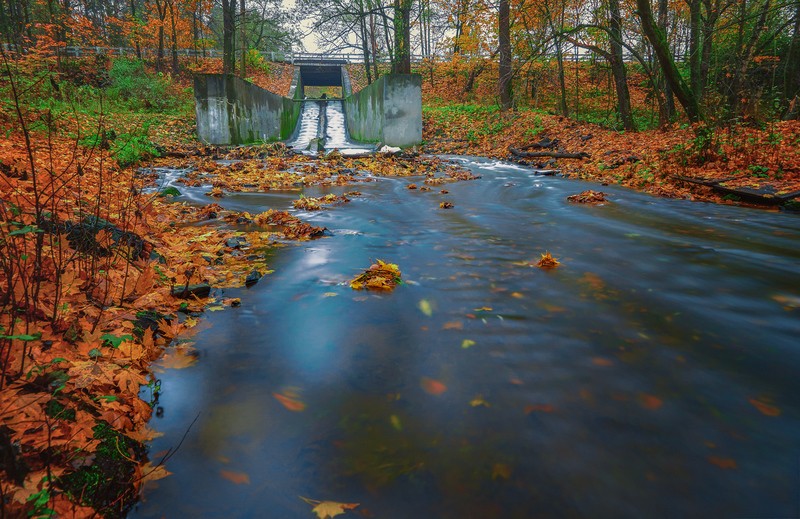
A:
2;43;683;65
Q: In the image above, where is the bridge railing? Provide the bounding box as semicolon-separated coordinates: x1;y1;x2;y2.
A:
2;43;684;66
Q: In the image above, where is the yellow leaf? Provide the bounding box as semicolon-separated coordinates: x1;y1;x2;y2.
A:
470;395;490;407
299;497;360;519
418;299;433;316
461;339;476;349
390;414;403;431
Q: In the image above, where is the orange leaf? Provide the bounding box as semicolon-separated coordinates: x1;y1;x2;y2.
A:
442;321;463;330
591;357;614;366
421;377;447;395
639;393;663;410
273;392;306;412
749;398;781;417
220;469;251;484
524;404;554;414
707;456;737;470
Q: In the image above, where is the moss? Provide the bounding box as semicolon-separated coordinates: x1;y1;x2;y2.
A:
57;422;143;518
45;399;76;421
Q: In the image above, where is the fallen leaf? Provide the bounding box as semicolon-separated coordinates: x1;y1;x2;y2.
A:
300;496;360;519
421;377;447;395
140;462;171;486
470;395;490;407
536;251;560;269
273;392;306;412
323;292;338;298
591;357;614;366
461;339;476;349
418;299;433;316
639;393;663;410
524;404;555;414
749;398;781;417
220;469;251;484
390;414;403;431
492;463;512;480
707;456;737;470
511;292;525;299
442;321;463;330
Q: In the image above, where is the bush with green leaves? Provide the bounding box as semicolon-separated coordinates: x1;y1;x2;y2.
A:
107;59;175;110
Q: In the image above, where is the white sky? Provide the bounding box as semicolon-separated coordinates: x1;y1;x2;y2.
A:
280;0;320;52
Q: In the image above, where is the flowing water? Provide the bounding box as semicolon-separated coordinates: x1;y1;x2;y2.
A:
130;157;800;519
286;100;374;156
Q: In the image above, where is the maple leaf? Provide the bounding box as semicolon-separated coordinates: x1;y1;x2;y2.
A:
139;462;172;486
273;392;306;411
536;251;560;269
299;496;359;519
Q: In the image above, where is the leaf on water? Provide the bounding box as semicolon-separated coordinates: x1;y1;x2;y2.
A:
511;292;525;299
390;414;403;431
418;299;433;317
461;339;476;349
591;357;614;366
492;463;512;480
707;456;737;470
524;404;554;414
273;392;306;412
442;321;463;330
156;346;198;371
421;377;447;395
140;462;171;486
748;398;781;417
323;292;338;298
206;305;225;312
470;395;490;407
299;496;360;519
473;306;493;312
350;260;402;291
567;190;608;204
220;469;251;485
639;393;663;410
536;251;560;269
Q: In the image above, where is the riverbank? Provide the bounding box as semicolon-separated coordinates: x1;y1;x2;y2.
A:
0;132;476;516
423;106;800;208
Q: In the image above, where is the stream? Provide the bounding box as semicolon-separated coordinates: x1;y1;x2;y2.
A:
130;157;800;518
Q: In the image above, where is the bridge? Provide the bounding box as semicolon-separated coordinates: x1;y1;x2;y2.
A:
194;56;422;150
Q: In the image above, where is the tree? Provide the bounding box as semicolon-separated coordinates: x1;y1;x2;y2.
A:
393;0;412;73
636;0;703;121
499;0;512;109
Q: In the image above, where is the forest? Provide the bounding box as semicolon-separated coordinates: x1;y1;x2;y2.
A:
1;0;799;516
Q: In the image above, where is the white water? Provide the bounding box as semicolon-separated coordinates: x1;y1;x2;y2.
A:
287;100;373;155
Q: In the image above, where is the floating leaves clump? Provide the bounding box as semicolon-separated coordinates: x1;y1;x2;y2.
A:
567;190;608;204
350;260;402;291
292;194;350;211
536;251;560;269
440;201;454;209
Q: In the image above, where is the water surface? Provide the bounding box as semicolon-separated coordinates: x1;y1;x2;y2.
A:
131;157;800;519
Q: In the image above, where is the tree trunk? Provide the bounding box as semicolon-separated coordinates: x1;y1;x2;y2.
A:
240;0;246;77
636;0;703;121
131;0;141;59
392;0;412;74
785;2;800;105
688;0;702;101
608;0;635;130
657;0;675;123
499;0;512;110
222;0;235;74
169;0;179;74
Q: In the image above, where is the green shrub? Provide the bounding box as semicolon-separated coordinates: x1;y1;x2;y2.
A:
107;59;174;110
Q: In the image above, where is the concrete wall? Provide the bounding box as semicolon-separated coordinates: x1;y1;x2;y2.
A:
194;74;301;145
344;74;422;147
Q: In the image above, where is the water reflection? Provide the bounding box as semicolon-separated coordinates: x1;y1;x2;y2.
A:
131;158;800;519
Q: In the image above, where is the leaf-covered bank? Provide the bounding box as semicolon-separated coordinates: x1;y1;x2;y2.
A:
423;105;800;208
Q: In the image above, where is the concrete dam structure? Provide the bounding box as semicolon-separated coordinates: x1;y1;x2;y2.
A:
194;57;422;150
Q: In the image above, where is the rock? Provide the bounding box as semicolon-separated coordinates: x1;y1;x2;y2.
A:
171;283;211;299
379;145;402;155
225;237;250;248
245;270;262;287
